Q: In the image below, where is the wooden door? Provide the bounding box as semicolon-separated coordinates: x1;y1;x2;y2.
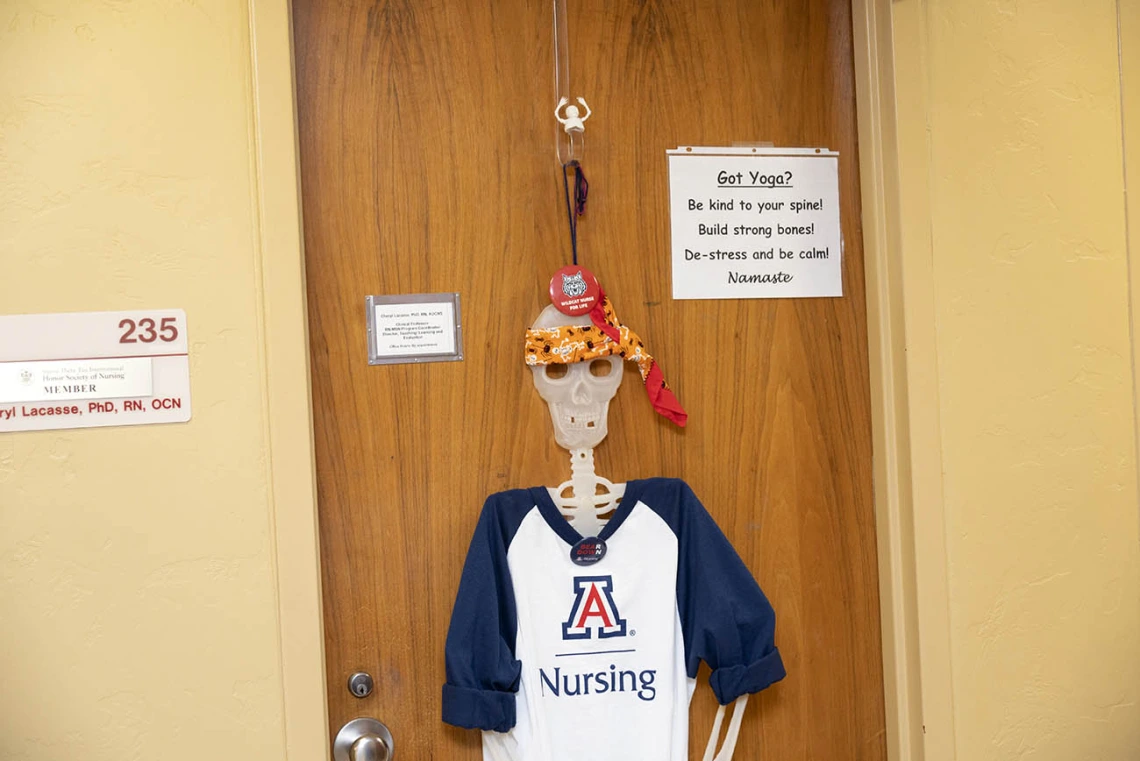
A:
293;1;885;758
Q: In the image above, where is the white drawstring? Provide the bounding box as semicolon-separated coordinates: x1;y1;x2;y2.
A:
700;694;749;761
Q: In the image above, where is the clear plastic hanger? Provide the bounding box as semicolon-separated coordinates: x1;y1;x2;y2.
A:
553;0;587;163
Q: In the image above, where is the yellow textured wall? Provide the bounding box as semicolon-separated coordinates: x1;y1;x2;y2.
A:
914;0;1140;758
0;2;286;760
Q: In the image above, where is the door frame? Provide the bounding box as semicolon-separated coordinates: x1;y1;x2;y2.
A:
247;0;950;758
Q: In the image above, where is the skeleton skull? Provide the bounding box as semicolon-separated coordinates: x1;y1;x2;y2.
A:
530;305;623;450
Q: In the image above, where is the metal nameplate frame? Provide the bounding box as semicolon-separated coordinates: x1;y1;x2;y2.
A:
365;292;463;366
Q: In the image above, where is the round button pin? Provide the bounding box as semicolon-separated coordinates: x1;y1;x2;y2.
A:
549;265;601;316
571;536;607;566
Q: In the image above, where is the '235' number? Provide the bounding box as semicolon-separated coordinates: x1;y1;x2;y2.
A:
119;317;179;344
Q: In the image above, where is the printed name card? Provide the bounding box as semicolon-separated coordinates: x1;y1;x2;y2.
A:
366;293;464;365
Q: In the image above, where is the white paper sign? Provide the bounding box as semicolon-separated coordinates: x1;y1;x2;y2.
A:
0;309;191;433
668;147;843;299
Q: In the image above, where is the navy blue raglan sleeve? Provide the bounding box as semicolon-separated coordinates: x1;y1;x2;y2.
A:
672;481;786;705
441;494;526;732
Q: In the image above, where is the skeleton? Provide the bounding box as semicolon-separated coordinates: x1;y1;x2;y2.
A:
528;304;750;760
529;305;623;538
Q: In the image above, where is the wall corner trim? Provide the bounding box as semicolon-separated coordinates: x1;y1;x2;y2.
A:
248;0;331;758
852;0;956;759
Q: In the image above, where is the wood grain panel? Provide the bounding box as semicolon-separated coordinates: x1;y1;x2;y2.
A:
293;1;885;758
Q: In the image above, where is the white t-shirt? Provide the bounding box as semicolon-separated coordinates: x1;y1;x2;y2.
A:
442;478;785;761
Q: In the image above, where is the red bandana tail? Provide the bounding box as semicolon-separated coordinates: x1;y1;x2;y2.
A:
589;292;687;427
646;362;688;427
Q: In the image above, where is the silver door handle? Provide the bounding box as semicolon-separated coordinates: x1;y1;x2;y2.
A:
350;734;389;761
333;718;394;761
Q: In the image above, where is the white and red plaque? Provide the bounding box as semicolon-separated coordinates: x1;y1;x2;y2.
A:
0;309;192;433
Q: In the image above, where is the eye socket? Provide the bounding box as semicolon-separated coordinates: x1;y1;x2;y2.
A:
588;359;612;377
544;364;568;379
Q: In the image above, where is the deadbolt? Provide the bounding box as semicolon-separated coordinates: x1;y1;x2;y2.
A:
348;672;374;698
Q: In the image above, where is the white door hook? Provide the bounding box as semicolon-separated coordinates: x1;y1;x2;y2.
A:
555;96;592;134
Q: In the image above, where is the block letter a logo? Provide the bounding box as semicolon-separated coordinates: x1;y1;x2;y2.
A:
562;576;627;640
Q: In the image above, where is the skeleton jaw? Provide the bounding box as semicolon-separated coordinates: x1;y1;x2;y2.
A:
549;402;609;450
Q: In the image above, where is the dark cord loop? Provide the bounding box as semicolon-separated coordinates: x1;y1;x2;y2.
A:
561;161;588;265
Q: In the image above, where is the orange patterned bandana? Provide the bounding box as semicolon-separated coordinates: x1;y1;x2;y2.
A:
524;292;687;426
